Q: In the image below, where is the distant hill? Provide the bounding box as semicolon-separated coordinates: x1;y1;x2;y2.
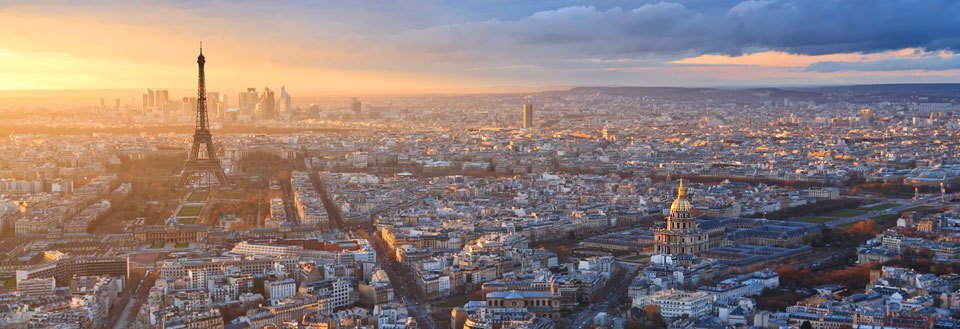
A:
555;86;820;102
546;84;960;103
795;83;960;97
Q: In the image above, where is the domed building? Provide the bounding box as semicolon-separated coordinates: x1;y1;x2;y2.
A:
654;180;708;255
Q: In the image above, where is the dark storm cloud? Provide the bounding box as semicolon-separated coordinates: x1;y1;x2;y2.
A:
721;0;960;55
390;0;960;61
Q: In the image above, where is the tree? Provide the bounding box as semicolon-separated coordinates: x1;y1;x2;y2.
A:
800;321;813;329
776;265;813;289
644;304;665;328
846;220;878;238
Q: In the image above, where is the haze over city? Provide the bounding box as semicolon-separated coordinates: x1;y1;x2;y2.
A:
2;2;960;329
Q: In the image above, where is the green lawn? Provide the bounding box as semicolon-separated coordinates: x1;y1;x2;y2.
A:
822;209;867;218
872;214;900;227
902;206;931;213
862;203;897;211
175;242;189;248
177;205;202;217
793;203;894;222
187;191;208;203
3;277;15;288
150;243;164;249
840;212;906;229
179;218;197;225
799;217;834;223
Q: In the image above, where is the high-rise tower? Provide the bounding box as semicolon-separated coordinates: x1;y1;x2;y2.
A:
259;87;276;120
351;97;362;114
278;85;292;114
239;88;259;119
522;103;534;128
178;45;228;187
277;86;293;123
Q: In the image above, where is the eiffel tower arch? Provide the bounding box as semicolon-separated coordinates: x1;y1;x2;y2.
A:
179;44;228;187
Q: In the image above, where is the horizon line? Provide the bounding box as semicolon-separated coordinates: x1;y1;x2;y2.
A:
2;82;960;95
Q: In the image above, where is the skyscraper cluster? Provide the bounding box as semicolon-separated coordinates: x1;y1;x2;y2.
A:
137;85;292;124
142;89;169;112
229;87;290;122
140;88;231;124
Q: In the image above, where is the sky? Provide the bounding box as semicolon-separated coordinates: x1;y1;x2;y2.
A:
2;0;960;95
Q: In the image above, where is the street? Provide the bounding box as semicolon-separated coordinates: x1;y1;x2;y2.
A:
308;170;346;230
571;263;641;329
112;269;159;329
357;228;439;329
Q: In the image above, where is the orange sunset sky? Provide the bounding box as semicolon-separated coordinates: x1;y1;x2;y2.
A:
2;1;960;95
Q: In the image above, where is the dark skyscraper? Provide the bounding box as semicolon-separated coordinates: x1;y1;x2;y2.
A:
522;103;533;128
142;89;154;110
351;97;362;114
156;90;169;110
260;88;276;120
239;88;258;118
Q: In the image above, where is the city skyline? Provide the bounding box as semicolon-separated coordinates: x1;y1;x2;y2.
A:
4;2;960;329
2;1;960;94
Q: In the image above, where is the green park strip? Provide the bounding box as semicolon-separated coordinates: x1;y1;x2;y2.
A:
177;205;202;217
187;190;209;203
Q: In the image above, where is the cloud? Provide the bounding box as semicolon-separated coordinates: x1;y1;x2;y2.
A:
671;51;864;68
674;48;960;74
8;1;960;68
385;0;960;63
3;0;960;90
806;54;960;72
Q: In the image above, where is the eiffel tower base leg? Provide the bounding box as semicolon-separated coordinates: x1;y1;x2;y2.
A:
178;161;228;187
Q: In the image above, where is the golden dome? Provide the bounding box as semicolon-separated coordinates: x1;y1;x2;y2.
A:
669;179;693;213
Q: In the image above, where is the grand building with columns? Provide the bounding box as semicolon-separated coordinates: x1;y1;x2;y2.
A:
655;180;709;255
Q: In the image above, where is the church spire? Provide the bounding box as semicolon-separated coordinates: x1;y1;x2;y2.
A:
677;178;686;199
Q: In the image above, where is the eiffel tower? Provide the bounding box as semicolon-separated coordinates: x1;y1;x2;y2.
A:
178;44;228;187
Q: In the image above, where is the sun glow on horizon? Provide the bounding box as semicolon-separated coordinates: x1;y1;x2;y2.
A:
2;2;959;94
